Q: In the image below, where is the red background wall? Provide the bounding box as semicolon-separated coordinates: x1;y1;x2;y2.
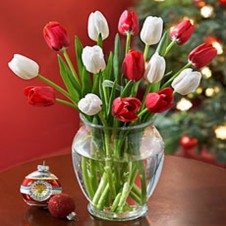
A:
0;0;134;171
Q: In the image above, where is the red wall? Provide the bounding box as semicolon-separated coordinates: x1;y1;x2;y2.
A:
0;0;134;171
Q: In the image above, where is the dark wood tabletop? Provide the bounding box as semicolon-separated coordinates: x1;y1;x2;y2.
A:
0;154;226;226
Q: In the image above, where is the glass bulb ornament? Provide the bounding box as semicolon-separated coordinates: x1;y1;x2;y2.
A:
20;163;62;207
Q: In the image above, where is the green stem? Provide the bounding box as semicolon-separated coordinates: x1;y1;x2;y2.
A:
143;44;150;61
56;98;77;109
92;73;99;94
89;159;99;194
161;62;192;89
98;113;116;197
140;83;152;110
164;38;177;56
97;33;103;48
92;172;108;206
125;31;131;55
111;192;122;212
62;49;80;86
37;74;75;103
137;161;147;204
129;192;142;205
97;184;109;209
81;157;95;199
137;108;148;118
132;184;142;197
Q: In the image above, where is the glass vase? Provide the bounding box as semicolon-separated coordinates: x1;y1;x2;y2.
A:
72;120;164;221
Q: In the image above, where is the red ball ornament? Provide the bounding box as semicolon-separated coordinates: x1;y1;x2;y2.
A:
180;135;198;150
218;0;226;6
48;193;76;220
20;163;62;207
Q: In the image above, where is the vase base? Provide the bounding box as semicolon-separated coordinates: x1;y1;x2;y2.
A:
87;203;148;221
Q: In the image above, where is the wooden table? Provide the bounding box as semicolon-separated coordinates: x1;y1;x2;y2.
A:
0;154;226;226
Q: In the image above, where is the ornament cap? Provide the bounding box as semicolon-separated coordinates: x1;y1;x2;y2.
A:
67;212;77;221
37;161;49;172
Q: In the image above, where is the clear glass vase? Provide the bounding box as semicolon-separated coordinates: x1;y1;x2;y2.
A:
72;120;164;221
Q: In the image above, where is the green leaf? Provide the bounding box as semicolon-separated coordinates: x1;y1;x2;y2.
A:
58;55;80;102
102;80;122;91
156;31;170;56
113;33;122;81
107;80;118;122
121;80;134;98
74;36;83;77
81;67;92;97
103;52;113;80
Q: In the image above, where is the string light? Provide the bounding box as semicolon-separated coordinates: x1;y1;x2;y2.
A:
215;125;226;140
205;88;215;97
201;66;212;79
200;5;214;18
196;87;203;94
214;86;220;93
176;98;192;111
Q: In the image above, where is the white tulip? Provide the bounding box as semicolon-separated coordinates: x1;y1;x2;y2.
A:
78;93;102;116
140;16;163;45
8;54;39;80
88;11;109;41
144;52;166;83
82;45;106;74
172;68;202;95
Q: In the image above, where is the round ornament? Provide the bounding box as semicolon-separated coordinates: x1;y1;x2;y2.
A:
48;193;76;220
20;163;62;207
180;135;198;150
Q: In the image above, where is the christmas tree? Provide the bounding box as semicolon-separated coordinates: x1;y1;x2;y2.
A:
135;0;226;166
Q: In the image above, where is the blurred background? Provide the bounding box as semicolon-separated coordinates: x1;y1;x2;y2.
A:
0;0;225;171
135;0;226;167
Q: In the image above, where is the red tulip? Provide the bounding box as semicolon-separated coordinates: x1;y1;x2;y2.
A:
170;20;195;45
188;43;217;69
43;21;69;51
112;97;142;122
24;86;55;106
146;87;174;113
122;50;145;81
118;10;139;35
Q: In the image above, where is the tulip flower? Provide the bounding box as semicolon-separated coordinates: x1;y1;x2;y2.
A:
43;21;69;51
188;43;217;69
88;10;109;41
78;93;102;116
144;52;166;83
8;54;39;80
170;20;195;45
122;50;145;81
82;45;106;74
118;10;139;35
146;88;174;113
112;97;141;122
172;68;201;95
24;86;55;106
140;16;163;45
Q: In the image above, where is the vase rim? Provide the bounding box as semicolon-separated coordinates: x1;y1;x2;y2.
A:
79;114;155;131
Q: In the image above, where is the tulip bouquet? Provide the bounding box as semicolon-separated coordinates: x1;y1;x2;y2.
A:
8;10;217;219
